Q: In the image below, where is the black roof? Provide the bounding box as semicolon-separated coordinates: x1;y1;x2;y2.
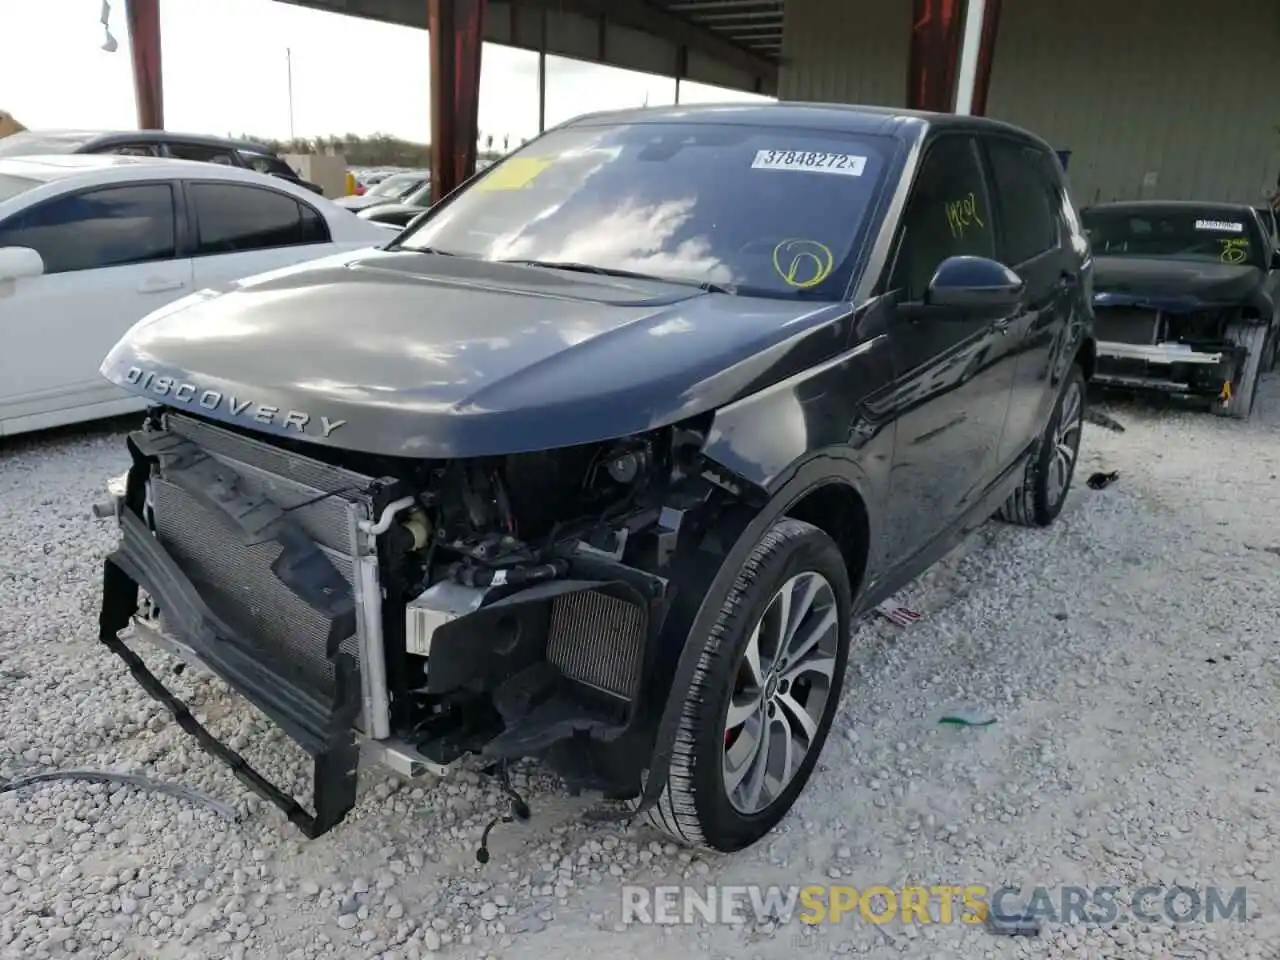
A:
8;129;276;154
558;101;1052;150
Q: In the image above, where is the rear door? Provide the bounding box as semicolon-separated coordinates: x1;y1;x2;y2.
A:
881;134;1017;560
0;181;192;430
983;136;1074;468
185;180;336;289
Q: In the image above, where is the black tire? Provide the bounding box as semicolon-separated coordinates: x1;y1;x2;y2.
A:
1260;323;1277;375
996;363;1086;527
1212;323;1266;420
638;518;852;853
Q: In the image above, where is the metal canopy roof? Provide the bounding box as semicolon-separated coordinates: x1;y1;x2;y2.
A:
275;0;781;94
652;0;784;59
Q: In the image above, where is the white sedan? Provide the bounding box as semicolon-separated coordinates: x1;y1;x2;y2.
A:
0;154;393;438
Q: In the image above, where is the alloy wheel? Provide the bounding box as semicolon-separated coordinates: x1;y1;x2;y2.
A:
1047;379;1083;508
722;571;840;815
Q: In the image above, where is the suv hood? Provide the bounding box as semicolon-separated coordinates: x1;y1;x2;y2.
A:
1092;255;1265;310
101;249;849;459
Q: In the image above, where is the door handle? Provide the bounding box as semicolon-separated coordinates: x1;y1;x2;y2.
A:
1058;272;1079;290
137;279;185;294
991;315;1014;333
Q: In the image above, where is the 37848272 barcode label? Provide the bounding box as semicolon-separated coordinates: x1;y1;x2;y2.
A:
751;149;867;176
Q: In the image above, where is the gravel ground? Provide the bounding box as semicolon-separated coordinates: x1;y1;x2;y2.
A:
2;377;1279;960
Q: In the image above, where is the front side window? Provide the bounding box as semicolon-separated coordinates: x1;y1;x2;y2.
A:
396;121;895;299
986;138;1057;265
190;182;329;254
0;183;176;274
890;136;996;301
1081;208;1265;267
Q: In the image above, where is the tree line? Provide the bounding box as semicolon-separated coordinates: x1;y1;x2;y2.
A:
235;131;528;168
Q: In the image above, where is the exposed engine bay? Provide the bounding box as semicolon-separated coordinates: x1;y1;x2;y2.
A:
95;404;735;849
1092;300;1269;408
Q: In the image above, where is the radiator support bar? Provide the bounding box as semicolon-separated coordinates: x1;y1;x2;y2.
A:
99;508;361;838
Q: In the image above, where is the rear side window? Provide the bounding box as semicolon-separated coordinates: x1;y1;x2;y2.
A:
167;143;238;165
102;143;163;157
0;183;176;274
986;138;1057;265
189;182;330;254
891;135;996;301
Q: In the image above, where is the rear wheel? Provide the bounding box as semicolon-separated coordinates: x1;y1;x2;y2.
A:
1212;323;1266;420
996;364;1086;527
639;518;851;852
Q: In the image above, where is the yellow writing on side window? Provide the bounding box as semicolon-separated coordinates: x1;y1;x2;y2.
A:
945;193;984;239
1219;237;1248;265
474;157;552;192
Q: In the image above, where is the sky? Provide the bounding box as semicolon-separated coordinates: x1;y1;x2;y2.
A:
0;0;772;144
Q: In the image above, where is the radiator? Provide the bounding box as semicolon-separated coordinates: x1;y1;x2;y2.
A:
150;412;387;734
1095;306;1159;345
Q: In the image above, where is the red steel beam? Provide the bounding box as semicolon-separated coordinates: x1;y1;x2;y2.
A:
429;0;488;204
125;0;165;129
906;0;964;113
969;0;1003;117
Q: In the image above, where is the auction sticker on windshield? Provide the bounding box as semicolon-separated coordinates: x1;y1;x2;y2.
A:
752;150;866;176
1194;219;1244;233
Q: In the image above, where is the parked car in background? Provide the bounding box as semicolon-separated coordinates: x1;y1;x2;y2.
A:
0;130;325;195
92;103;1095;853
335;170;428;212
357;179;432;227
0;154;389;437
1081;200;1280;419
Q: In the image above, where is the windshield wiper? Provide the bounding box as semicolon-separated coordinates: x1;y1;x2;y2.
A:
496;259;732;294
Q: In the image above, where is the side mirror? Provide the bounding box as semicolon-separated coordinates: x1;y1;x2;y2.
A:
925;255;1024;310
0;245;44;282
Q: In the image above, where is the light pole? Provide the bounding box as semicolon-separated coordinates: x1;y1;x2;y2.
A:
286;47;296;141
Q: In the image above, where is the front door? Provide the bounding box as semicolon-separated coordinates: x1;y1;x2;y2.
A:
880;134;1019;562
0;182;192;430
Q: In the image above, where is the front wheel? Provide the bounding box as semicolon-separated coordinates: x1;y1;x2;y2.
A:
1212;322;1266;420
996;363;1086;527
638;518;852;852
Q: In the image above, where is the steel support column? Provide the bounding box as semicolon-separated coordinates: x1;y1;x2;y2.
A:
968;0;1002;117
125;0;164;129
906;0;963;113
429;0;487;204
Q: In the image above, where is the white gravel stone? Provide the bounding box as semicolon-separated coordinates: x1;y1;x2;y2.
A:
3;383;1280;959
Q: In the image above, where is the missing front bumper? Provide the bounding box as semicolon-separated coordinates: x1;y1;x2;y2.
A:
1094;340;1240;397
99;508;362;837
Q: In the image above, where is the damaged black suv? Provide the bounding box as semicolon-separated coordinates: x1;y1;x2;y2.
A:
93;103;1095;854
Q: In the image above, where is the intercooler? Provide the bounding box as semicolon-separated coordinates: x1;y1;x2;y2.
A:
145;412;391;738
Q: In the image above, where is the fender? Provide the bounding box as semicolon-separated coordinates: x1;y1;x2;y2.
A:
634;448;878;817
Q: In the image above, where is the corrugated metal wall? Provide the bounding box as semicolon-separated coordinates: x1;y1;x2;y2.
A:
778;0;910;106
778;0;1280;205
986;0;1280;205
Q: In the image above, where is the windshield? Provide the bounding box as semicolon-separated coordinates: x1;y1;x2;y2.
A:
0;173;39;203
1082;208;1264;267
369;173;424;198
0;132;92;157
395;121;894;298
